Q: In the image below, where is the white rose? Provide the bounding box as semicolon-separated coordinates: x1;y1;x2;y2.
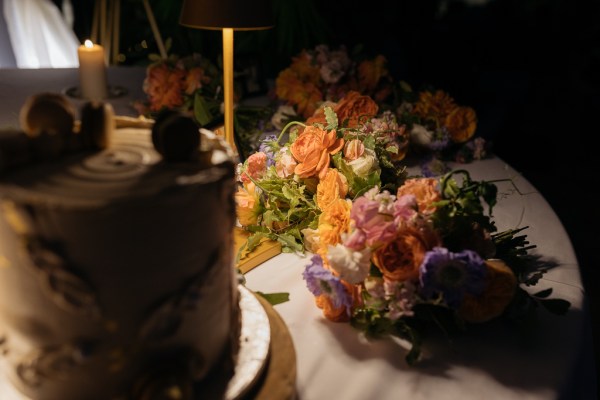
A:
327;244;371;284
347;148;378;178
410;123;433;147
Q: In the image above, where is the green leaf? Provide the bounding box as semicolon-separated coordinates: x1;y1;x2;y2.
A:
256;291;290;306
539;298;571;315
533;288;553;298
193;93;214;126
324;107;338;130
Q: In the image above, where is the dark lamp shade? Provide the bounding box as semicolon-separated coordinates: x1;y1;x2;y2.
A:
179;0;274;30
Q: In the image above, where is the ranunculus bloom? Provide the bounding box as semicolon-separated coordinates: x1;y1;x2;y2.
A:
333;91;379;128
445;106;477;143
318;198;353;249
234;182;261;226
396;178;441;215
316;169;348;210
413;90;456;123
290;125;344;179
343;139;365;161
372;226;439;282
458;259;517;323
241;152;268;184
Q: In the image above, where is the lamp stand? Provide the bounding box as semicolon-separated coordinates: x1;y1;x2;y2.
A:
222;28;236;152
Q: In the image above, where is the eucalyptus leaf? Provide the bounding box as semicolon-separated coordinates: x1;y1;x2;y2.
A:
256;291;290;305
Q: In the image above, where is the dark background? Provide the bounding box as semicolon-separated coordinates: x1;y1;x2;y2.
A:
62;0;599;381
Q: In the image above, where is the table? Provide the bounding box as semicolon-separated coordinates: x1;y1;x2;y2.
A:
0;66;147;128
0;67;597;399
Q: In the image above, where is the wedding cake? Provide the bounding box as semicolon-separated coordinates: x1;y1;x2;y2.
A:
0;95;243;399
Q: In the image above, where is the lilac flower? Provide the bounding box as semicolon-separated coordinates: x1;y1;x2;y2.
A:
419;247;487;308
303;255;353;312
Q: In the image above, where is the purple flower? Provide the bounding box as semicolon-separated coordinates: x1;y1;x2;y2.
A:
419;247;487;308
420;156;450;177
303;255;353;312
258;134;278;166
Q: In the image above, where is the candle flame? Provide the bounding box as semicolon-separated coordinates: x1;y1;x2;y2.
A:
84;39;94;48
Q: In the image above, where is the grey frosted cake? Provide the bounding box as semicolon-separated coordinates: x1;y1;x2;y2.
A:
0;100;240;399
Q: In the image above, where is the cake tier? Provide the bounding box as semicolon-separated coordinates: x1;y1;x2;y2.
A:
0;128;240;399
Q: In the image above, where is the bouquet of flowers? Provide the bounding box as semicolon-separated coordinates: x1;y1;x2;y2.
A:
235;91;407;254
235;91;570;365
134;53;224;127
273;44;394;122
395;83;489;175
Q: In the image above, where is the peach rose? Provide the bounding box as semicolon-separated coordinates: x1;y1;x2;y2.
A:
334;91;379;128
445;106;477;143
396;178;441;214
275;148;297;178
343;139;365;161
459;259;517;323
318;198;353;249
316;169;348;210
290;125;344;179
372;226;440;282
144;63;186;112
234;182;261;227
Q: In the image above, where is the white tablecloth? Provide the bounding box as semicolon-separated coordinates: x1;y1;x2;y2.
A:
244;157;597;400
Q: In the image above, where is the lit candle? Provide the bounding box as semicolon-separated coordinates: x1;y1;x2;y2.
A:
77;40;108;100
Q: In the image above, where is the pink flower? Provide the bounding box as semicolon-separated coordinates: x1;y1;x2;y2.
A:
350;196;397;248
241;152;268;184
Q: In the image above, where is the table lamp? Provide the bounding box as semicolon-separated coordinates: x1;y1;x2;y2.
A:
179;0;274;153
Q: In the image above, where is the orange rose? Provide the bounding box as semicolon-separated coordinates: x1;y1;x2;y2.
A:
316;169;348;210
372;227;440;282
290;126;344;179
317;198;352;249
144;63;186;112
334;91;379;128
275;54;323;118
357;55;389;94
459;259;518;323
445;106;477;143
396;178;441;214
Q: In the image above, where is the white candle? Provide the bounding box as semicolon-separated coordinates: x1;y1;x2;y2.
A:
77;40;108;100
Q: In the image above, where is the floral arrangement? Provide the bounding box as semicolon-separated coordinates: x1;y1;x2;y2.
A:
274;44;394;121
235;91;570;365
134;53;224;127
235;91;408;254
395;83;489;175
